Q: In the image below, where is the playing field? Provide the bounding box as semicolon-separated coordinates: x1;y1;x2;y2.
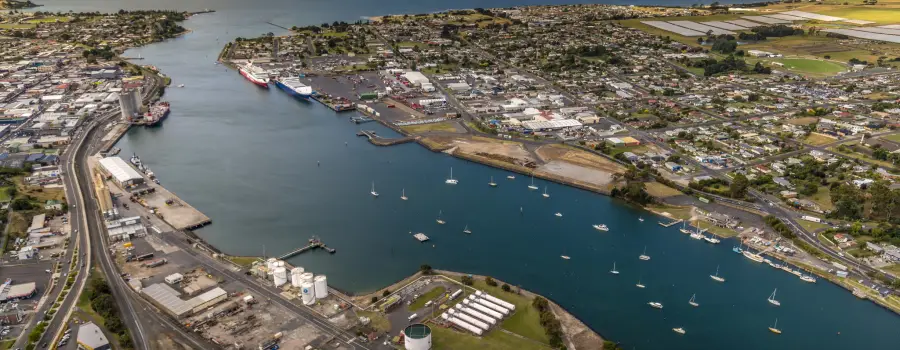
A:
772;58;846;75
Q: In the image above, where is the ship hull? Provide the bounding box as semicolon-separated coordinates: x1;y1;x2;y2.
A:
274;80;312;99
239;68;269;88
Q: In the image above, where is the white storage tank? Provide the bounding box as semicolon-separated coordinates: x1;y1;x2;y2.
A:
273;267;288;287
290;267;304;287
403;324;432;350
300;282;316;305
266;258;277;270
482;293;515;311
300;272;315;284
314;275;328;298
476;298;509;315
448;309;488;330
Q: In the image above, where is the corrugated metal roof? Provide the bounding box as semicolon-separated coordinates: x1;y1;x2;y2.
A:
98;156;143;184
142;283;194;317
77;322;110;349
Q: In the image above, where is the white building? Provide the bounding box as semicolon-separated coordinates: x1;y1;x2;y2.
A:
105;216;146;241
98;157;144;187
402;71;430;87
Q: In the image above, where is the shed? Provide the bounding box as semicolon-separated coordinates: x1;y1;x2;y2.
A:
98;157;144;187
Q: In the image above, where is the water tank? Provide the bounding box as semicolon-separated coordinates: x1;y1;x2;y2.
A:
300;282;316;305
403;324;432;350
300;272;314;284
266;258;277;270
273;267;288;287
290;268;304;287
314;275;328;298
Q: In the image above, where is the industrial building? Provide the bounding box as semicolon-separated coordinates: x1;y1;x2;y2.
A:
402;71;429;87
98;156;144;187
77;322;111;350
403;324;432;350
118;88;141;121
141;283;227;318
105;216;146;241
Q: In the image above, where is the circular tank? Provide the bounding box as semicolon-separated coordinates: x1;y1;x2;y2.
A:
290;267;305;288
300;272;314;284
403;324;432;350
300;282;316;305
266;258;277;270
273;267;288;287
314;275;328;298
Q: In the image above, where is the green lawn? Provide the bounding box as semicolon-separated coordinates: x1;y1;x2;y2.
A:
882;134;900;143
226;256;260;267
25;16;70;23
816;8;900;24
321;31;349;38
0;23;35;29
693;220;739;238
401;122;461;134
431;325;550;350
798;219;832;233
357;310;391;332
770;58;846;75
648;204;692;221
883;264;900;276
0;186;11;202
817;233;836;247
803;133;837;146
459;278;549;344
807;186;835;211
408;286;446;312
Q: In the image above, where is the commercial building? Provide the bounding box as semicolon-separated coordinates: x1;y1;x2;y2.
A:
77;322;111;350
402;71;429;87
98;156;144;187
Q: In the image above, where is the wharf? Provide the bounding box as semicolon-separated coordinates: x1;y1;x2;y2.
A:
658;219;683;227
89;155;211;230
356;130;415;146
98;122;131;152
350;116;374;124
277;238;335;260
310;92;355;112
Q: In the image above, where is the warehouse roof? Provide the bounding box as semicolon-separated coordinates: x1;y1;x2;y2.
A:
522;119;582;130
142;283;194;317
193;287;227;304
77;322;110;350
98;157;143;184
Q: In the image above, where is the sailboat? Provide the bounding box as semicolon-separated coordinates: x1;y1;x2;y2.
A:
401;189;408;201
672;327;686;335
767;288;781;306
555;212;563;217
710;265;725;282
542;186;550;198
445;167;458;185
593;224;609;231
370;182;379;197
638;217;644;222
489;176;497;187
528;175;538;190
768;318;782;334
609;262;619;275
679;221;692;235
648;301;663;309
639;246;650;261
636;277;645;288
689;294;699;307
463;225;471;234
436;210;445;225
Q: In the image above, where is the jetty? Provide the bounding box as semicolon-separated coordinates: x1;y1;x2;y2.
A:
277;237;335;260
658;219;683;227
350;116;375;124
356;130;415;146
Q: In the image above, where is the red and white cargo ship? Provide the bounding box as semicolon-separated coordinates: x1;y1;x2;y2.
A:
239;62;269;88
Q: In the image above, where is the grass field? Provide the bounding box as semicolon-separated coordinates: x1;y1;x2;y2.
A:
225;256;260;267
647;204;693;221
787;117;818;126
356;310;391;332
803;132;838;146
798;218;832;233
321;31;349;38
25;16;70;23
431;325;551;350
644;182;683;198
817;232;837;247
457;277;549;344
884;264;900;276
830;144;899;169
882;133;900;143
14;176;65;204
0;23;35;29
808;186;836;211
402;122;461;134
409;286;446;312
816;8;900;24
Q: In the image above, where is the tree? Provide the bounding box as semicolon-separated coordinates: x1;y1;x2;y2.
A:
419;264;433;275
460;275;474;286
501;284;511;292
484;276;498;287
730;173;749;198
371;296;378;303
11;198;32;210
382;289;391;297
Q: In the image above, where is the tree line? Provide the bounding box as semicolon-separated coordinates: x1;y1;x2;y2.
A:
84;276;134;349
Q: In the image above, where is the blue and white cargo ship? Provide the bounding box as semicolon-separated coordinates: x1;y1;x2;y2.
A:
274;76;313;99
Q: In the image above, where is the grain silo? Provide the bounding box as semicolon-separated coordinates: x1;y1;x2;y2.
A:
273;267;288;287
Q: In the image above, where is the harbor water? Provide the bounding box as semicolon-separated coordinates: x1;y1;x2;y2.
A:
31;0;900;349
